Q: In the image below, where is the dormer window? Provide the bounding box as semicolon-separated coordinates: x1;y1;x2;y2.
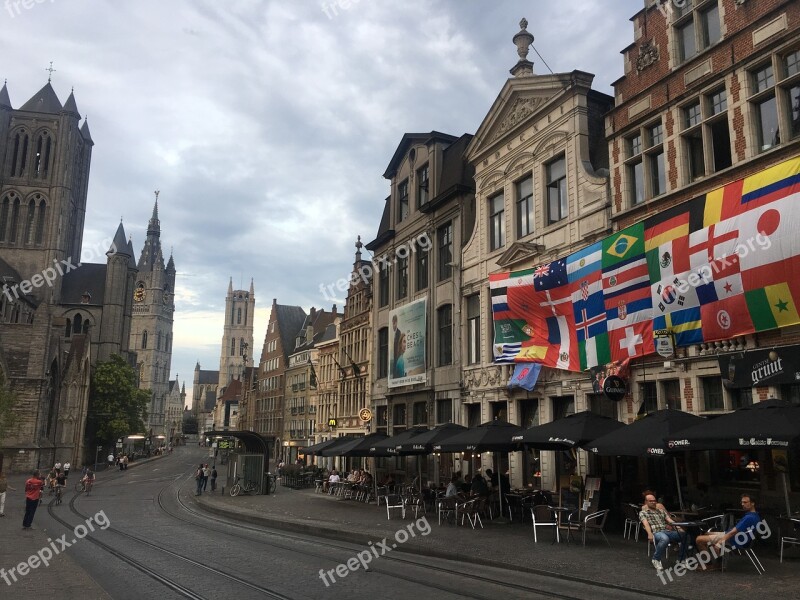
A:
675;0;720;64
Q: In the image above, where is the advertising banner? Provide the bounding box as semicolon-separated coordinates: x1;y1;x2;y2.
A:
389;298;427;388
718;345;800;388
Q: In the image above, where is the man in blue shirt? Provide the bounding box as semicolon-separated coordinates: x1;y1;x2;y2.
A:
695;493;762;569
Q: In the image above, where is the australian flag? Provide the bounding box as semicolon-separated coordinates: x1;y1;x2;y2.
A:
533;259;568;292
507;362;543;391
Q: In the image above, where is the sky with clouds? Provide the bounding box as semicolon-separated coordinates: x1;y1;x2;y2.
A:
3;0;644;402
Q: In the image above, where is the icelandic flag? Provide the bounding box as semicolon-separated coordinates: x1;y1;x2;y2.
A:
507;362;542;391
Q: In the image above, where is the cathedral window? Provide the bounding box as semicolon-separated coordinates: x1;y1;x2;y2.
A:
230;337;235;356
34;132;53;179
8;197;20;243
73;313;83;334
10;131;29;177
24;199;36;245
240;338;245;356
0;196;9;241
35;198;46;244
142;330;148;349
157;331;162;350
82;320;89;334
237;307;242;324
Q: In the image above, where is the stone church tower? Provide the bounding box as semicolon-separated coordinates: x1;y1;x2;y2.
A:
218;278;254;392
129;195;175;438
0;79;137;472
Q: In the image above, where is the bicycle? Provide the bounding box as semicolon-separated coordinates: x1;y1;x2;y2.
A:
75;480;86;493
229;475;259;497
54;485;63;505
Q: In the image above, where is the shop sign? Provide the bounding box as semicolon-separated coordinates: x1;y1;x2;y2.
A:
718;346;800;388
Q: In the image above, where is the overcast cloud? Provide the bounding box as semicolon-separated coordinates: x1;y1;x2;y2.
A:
2;0;643;401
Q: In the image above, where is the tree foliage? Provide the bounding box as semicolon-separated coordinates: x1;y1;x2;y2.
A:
87;354;150;445
0;371;18;445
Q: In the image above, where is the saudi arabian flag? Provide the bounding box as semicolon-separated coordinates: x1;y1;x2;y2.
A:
602;222;645;270
745;283;800;331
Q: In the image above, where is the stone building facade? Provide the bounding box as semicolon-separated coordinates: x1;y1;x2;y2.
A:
129;197;176;438
218;279;254;392
462;20;614;490
0;81;137;472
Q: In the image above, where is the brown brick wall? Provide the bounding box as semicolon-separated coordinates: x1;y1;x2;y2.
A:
683;377;694;412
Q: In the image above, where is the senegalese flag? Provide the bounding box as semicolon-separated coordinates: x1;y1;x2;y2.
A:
745;282;800;331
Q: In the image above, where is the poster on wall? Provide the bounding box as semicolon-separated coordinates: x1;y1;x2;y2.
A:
388;298;427;388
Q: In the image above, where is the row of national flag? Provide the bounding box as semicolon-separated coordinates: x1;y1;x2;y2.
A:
491;155;800;371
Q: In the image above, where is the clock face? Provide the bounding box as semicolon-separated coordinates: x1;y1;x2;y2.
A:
134;286;146;302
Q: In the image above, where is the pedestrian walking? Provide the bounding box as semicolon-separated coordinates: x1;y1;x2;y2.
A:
210;467;218;492
107;453;114;467
63;461;71;478
194;464;204;496
0;470;16;517
122;455;129;470
54;460;62;473
22;470;44;529
202;464;210;491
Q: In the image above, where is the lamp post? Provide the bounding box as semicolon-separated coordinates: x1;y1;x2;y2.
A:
94;445;102;472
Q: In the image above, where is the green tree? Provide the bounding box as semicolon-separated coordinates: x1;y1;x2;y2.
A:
0;371;18;445
87;354;150;446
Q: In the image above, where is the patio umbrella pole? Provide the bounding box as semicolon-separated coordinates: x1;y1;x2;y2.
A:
673;457;684;511
782;472;792;517
493;452;510;524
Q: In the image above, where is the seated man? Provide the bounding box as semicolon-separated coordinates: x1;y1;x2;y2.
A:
640;491;686;571
324;469;340;493
470;473;489;498
695;493;762;570
445;474;462;498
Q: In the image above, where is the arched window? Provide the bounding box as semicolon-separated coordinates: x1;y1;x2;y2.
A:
24;199;35;244
35;198;46;244
8;197;20;243
73;313;82;334
142;330;148;349
230;337;235;356
239;338;245;356
237;307;242;324
10;131;29;177
65;318;71;338
34;132;52;179
0;196;9;241
157;331;162;350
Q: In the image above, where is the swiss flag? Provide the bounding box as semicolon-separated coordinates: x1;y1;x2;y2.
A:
699;294;754;343
608;322;654;363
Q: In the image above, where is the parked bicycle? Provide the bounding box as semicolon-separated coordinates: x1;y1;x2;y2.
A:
229;475;259;497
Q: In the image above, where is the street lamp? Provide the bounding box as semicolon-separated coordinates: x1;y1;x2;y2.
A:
94;445;102;472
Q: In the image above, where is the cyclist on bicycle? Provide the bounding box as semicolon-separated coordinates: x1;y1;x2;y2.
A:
81;469;95;495
55;471;67;503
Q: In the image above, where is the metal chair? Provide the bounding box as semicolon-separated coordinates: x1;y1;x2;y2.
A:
779;517;800;563
459;498;483;529
375;486;389;506
622;503;641;541
721;528;766;575
437;495;457;525
385;494;406;520
531;504;560;543
569;509;610;547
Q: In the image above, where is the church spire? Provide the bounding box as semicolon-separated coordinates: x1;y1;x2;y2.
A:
137;190;164;272
0;81;11;109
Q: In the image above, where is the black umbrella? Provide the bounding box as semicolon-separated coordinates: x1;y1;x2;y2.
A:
515;410;625;450
319;432;389;457
663;399;800;515
435;419;525;521
663;399;800;449
587;409;706;511
434;419;525;453
397;423;467;454
369;427;430;456
587;409;706;457
304;436;354;456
